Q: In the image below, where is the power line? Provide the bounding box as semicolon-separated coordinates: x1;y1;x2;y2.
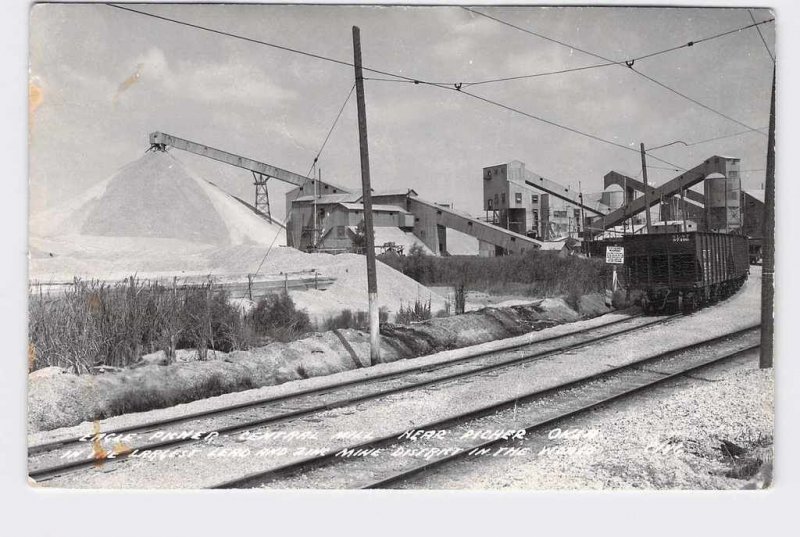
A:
447;86;686;170
461;9;773;87
748;10;775;62
462;7;609;63
462;61;617;87
649;126;769;151
630;66;765;137
105;3;414;84
306;83;356;176
465;7;770;138
107;3;684;171
635;16;775;61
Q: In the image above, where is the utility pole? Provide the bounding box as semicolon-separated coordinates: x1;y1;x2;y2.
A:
760;65;776;369
640;143;653;234
680;188;687;232
352;26;380;364
579;180;587;246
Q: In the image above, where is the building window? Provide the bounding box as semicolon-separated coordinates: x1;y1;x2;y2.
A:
531;194;538;204
487;199;493;210
515;192;522;204
554;210;567;218
501;193;506;205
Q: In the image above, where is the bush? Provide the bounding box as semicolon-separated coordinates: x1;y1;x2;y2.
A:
28;278;251;373
378;249;610;299
323;307;389;331
395;297;432;325
248;291;312;342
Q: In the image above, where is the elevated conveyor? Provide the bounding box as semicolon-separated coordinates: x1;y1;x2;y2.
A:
604;171;706;206
407;196;543;255
149;131;351;222
600;156;739;230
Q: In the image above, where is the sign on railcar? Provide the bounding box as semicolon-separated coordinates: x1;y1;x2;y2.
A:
605;245;625;264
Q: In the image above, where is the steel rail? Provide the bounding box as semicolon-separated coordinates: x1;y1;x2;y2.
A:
29;311;650;454
29;313;675;480
210;324;759;488
363;342;759;489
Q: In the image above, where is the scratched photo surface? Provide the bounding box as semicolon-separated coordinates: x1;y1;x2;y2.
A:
28;3;774;490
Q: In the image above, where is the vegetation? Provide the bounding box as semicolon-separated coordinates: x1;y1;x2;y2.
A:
323;307;389;331
28;278;313;374
351;219;367;253
104;373;256;418
247;291;311;343
395;297;432;325
378;247;610;298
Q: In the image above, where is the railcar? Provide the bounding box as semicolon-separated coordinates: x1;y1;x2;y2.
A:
623;231;749;313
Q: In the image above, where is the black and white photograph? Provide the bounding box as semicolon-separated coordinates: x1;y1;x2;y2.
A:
22;1;779;496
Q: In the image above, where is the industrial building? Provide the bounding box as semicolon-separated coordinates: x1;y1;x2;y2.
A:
147;133;765;260
482;160;603;242
285;183;544;256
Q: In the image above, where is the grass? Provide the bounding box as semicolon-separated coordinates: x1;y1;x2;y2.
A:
103;373;256;418
247;291;311;342
28;278;314;374
378;247;611;298
322;307;389;331
395;297;432;324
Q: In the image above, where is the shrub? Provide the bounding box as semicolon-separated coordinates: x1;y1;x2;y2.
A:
378;249;610;299
395;297;432;325
29;277;253;373
248;291;312;342
324;306;389;331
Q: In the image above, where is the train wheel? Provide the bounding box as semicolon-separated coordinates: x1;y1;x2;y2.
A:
682;293;695;314
641;296;651;315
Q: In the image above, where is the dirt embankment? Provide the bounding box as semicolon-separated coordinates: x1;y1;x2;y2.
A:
28;292;613;433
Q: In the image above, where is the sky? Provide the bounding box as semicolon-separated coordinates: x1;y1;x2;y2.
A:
28;3;776;223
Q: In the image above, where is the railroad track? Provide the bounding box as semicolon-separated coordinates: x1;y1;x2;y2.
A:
29;312;678;482
210;324;760;489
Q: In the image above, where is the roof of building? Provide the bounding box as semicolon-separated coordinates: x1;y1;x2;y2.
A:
294;188;418;205
538;240;568;251
368;189;418;198
652;220;697;226
339;203;409;213
745;189;765;203
293;192;361;204
288;178;352;195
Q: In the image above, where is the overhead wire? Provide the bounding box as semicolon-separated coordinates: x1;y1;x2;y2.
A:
255;85;355;275
464;7;771;138
306;83;356;177
649;126;769;151
630;66;765;137
441;85;688;170
106;2;687;172
748;10;775;63
106;3;413;84
461;12;773;87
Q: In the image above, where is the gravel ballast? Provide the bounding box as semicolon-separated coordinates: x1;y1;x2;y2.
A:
30;268;767;489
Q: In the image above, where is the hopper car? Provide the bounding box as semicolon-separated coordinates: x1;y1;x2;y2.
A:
623;231;749;313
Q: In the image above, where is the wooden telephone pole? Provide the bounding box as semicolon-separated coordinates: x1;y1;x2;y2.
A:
760;65;776;369
640;143;653;234
352;26;380;364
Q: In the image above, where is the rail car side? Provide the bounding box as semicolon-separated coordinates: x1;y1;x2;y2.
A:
623;232;749;313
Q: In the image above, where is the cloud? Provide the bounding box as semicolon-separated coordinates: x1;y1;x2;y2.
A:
116;47;297;107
